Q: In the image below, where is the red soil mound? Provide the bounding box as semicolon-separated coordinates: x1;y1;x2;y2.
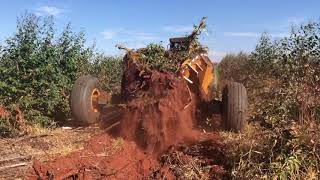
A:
119;52;200;154
28;132;227;179
29;134;163;179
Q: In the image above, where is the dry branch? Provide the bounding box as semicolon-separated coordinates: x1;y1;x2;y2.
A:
0;163;28;171
9;134;53;146
0;155;31;164
116;44;133;52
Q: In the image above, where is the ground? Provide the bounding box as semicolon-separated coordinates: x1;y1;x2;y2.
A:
0;114;229;180
0;125;103;179
0;51;231;179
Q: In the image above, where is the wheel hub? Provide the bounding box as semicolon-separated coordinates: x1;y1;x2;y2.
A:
91;88;100;113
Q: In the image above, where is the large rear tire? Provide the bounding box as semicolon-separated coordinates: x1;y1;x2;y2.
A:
222;82;248;131
71;75;101;124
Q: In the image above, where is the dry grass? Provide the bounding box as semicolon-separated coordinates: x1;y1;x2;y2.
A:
0;125;104;179
111;137;124;152
220;123;320;179
161;151;208;179
100;137;125;157
12;125;102;159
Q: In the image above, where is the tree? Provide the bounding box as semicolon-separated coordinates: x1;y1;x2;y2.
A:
251;33;278;76
0;13;95;126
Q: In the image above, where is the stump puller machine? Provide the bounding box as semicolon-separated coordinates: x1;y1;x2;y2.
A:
70;18;248;131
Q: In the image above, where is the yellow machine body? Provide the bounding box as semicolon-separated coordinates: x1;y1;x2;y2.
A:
181;54;214;95
169;36;215;96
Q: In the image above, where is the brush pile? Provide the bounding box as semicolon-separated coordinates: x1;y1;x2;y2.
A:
158;138;229;179
118;17;208;74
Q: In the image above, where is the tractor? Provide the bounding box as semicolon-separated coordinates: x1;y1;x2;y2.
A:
70;20;248;132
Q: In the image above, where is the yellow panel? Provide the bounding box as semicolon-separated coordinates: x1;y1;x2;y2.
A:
181;55;214;95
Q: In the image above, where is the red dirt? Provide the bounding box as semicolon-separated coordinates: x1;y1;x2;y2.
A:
119;52;200;154
28;132;227;179
29;133;163;180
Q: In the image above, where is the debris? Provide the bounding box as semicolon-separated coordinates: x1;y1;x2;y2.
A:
0;163;28;171
9;134;53;146
105;121;120;131
61;126;73;130
15;105;25;130
0;105;10;119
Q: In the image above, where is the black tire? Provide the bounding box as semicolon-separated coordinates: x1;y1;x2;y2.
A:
71;75;100;124
222;82;248;131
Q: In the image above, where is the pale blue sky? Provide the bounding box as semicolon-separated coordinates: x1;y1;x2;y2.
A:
0;0;319;61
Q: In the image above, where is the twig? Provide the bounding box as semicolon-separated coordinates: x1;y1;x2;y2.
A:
0;163;28;171
32;165;42;179
188;17;207;41
105;121;120;132
0;155;31;164
9;134;53;146
55;169;80;180
190;160;203;179
183;85;193;110
116;44;133;52
103;162;131;177
176;152;183;165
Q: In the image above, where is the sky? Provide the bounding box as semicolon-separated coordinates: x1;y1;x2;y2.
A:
0;0;319;61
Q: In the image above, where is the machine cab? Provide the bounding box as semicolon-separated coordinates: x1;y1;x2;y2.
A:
169;37;189;51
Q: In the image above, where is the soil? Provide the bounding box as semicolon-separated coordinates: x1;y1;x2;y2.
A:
28;131;228;180
29;133;160;180
119;52;199;154
24;51;228;179
0;126;103;179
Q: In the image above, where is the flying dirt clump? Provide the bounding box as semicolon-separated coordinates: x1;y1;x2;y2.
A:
117;18;209;154
119;51;200;154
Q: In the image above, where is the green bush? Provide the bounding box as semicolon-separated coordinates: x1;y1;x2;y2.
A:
220;23;320;125
90;55;123;94
220;21;320;179
137;43;184;73
218;52;250;88
251;23;320;124
0;13;94;127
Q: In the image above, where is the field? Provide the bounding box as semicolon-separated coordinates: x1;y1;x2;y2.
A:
0;14;320;179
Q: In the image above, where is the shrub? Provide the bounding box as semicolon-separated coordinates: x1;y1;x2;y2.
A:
251;23;320;125
0;13;94;127
90;55;123;94
220;21;320;179
137;43;184;73
218;52;250;88
220;22;320;125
